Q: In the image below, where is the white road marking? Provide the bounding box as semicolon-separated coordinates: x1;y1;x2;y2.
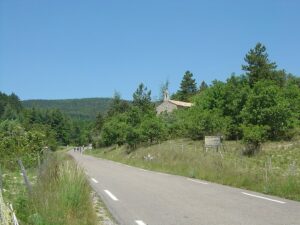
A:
242;192;286;204
91;178;98;183
135;220;147;225
187;178;208;185
139;168;147;172
104;190;119;201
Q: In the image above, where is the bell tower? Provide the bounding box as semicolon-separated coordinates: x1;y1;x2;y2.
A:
163;90;170;101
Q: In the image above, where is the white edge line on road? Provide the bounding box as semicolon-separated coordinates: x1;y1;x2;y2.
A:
104;190;119;201
139;168;147;172
135;220;147;225
242;192;286;204
187;178;208;185
91;178;98;183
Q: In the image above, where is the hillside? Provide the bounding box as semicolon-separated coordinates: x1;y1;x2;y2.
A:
22;98;113;120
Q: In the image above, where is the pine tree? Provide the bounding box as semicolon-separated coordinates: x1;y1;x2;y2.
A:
199;81;208;92
174;71;197;101
242;43;277;87
107;92;130;116
132;83;154;113
94;112;104;132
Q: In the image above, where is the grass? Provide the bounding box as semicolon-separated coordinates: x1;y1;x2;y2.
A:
86;138;300;201
27;153;97;225
1;151;100;225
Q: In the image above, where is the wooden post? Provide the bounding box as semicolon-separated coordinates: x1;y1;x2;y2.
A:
17;159;32;194
37;153;41;169
0;165;2;191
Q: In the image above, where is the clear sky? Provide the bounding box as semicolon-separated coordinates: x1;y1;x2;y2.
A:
1;0;299;100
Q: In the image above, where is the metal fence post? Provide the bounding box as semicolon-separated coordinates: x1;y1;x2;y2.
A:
0;164;2;191
17;159;32;194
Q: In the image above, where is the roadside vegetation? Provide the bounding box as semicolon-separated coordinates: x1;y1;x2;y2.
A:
1;42;300;219
91;43;300;156
85;43;300;201
87;138;300;201
1;151;101;225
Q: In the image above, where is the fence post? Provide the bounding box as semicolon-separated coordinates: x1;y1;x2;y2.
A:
17;159;32;194
37;153;41;169
0;165;2;191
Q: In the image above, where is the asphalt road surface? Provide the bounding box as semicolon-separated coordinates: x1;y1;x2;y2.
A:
70;151;300;225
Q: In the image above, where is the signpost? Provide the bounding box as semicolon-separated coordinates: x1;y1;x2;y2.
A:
204;136;224;156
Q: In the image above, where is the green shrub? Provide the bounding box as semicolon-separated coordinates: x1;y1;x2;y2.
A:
242;124;267;155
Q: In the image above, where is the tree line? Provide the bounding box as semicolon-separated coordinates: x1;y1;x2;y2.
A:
22;98;112;120
92;43;300;155
0;93;92;168
1;42;299;162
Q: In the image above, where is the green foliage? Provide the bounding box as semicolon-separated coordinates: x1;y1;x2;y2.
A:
241;81;294;140
70;120;92;146
187;108;230;140
125;126;142;151
98;83;168;150
241;124;268;155
198;81;208;92
93;112;104;133
106;92;130;117
22;98;112;120
132;83;154;113
95;42;300;155
283;82;300;122
242;42;278;86
88;139;300;201
0;120;51;168
0;92;22;119
45;109;71;145
22;108;72;145
16;153;97;225
173;71;197;101
140;116;167;143
160;110;188;138
100;114;128;146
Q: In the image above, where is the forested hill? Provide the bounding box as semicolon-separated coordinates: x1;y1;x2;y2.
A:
22;98;113;120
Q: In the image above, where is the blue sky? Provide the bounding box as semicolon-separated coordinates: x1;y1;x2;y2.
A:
1;0;299;100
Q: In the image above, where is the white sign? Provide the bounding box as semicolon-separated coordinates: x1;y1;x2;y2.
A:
205;136;221;147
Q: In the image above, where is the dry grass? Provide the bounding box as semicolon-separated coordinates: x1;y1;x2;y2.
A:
87;138;300;201
1;152;99;225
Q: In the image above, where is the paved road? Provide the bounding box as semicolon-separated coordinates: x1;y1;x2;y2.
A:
70;151;300;225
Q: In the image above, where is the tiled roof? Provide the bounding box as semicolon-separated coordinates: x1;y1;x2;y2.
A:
168;100;193;107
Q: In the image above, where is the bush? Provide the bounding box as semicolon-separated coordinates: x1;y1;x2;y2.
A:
140;116;167;143
187;108;230;140
0;120;55;169
241;81;295;140
100;115;128;146
125;126;141;152
242;124;268;155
